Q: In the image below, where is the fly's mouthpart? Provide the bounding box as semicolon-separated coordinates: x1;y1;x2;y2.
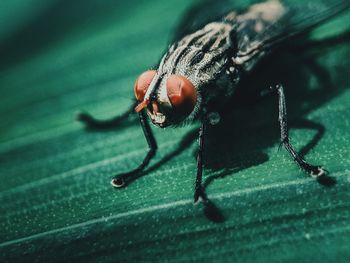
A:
146;98;172;127
149;112;167;125
135;99;149;112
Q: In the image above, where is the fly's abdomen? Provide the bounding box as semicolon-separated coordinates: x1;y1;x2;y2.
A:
230;0;350;71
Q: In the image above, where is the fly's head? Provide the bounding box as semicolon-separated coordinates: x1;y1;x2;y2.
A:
133;68;197;127
133;22;232;127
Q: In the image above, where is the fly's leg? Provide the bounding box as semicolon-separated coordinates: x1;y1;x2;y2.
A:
265;85;327;177
76;102;136;130
194;122;207;203
111;110;157;187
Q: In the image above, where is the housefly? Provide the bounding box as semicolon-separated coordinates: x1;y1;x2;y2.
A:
78;0;350;203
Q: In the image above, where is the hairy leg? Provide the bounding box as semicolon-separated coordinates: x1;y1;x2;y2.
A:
263;85;327;177
194;122;207;203
111;110;158;187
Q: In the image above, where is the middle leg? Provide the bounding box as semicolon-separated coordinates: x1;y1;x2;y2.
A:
194;121;207;203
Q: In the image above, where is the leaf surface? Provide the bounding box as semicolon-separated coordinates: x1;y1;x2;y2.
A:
0;1;350;262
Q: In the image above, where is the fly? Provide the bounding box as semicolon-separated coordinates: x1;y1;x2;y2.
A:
77;0;350;203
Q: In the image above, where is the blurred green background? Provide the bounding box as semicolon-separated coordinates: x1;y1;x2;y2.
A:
0;0;349;262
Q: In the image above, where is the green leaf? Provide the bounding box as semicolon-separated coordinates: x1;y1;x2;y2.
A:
1;1;350;262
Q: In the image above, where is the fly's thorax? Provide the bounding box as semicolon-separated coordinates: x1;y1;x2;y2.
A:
198;63;240;113
166;22;234;81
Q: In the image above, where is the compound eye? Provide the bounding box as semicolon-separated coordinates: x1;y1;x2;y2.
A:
166;75;197;117
134;70;157;101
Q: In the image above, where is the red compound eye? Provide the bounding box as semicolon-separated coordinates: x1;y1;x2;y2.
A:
134;70;157;102
166;75;197;117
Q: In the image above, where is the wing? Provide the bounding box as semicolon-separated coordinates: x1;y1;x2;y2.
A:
170;0;233;43
233;0;350;60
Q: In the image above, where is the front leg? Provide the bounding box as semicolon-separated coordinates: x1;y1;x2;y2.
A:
194;121;207;203
111;110;158;187
77;102;137;130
